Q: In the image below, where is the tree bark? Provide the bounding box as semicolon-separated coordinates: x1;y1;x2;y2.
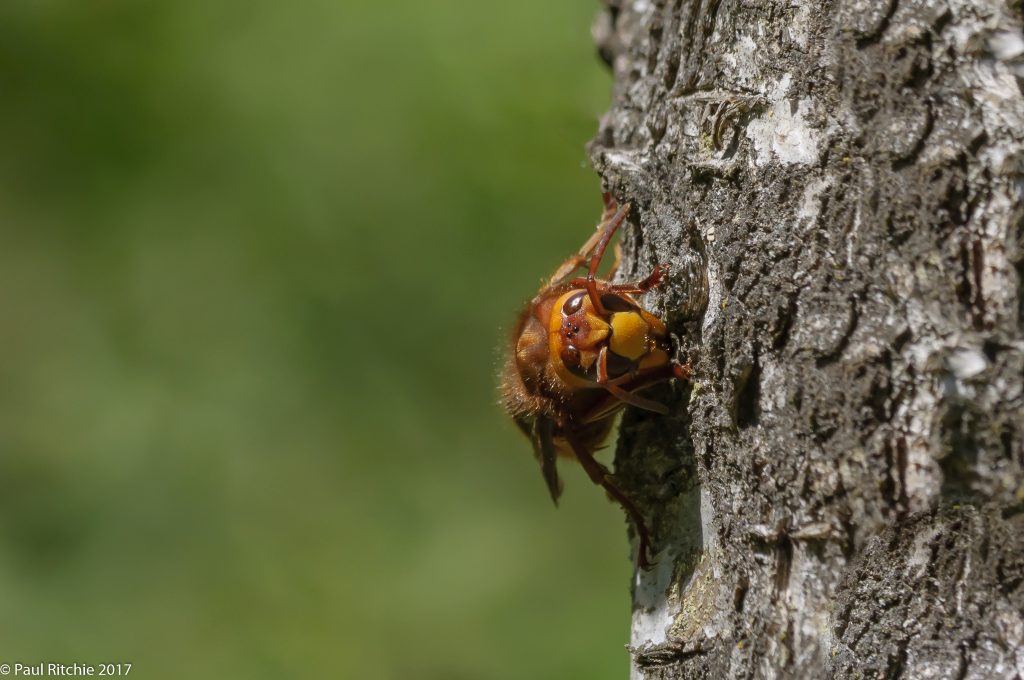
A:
589;1;1024;677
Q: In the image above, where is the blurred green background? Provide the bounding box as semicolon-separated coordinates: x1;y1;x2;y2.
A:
0;1;633;678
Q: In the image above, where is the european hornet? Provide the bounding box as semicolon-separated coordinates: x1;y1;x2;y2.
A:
501;193;690;567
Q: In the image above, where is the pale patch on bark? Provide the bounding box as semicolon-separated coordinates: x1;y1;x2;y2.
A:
745;75;822;167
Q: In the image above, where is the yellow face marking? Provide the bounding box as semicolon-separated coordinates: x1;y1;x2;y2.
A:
581;313;610;347
638;348;669;371
547;290;613;388
609;311;648;361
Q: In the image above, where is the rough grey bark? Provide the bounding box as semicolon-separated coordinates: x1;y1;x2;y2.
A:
588;1;1024;678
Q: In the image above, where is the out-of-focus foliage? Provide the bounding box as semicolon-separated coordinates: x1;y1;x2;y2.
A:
0;1;632;678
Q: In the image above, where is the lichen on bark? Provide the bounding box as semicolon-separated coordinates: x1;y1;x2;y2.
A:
589;0;1024;677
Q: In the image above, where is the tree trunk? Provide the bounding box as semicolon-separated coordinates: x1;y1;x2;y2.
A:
589;0;1024;677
